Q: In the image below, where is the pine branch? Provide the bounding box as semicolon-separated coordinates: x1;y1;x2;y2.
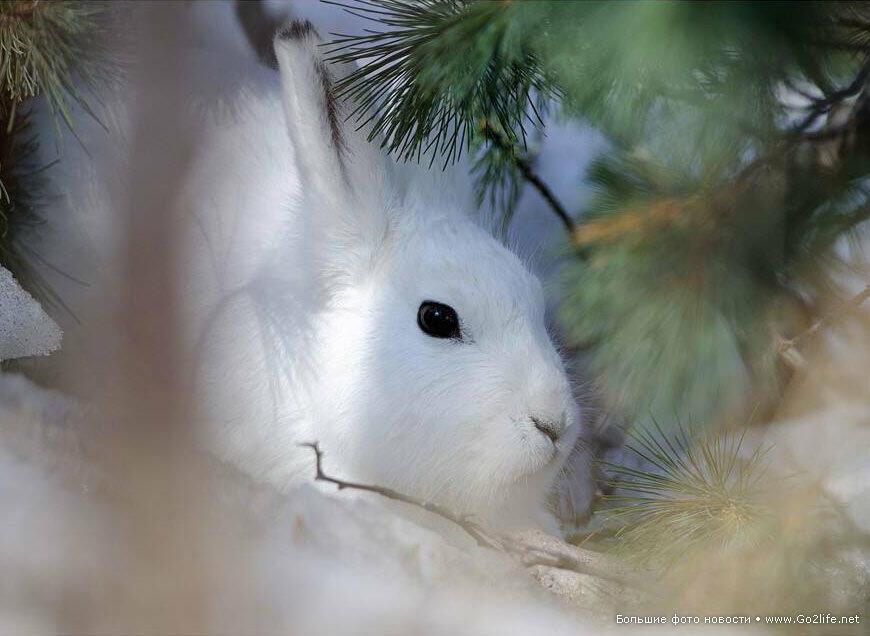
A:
300;442;641;588
602;422;772;565
0;1;111;310
481;122;575;237
0;102;70;315
0;0;41;21
325;0;553;165
0;0;110;133
790;60;870;134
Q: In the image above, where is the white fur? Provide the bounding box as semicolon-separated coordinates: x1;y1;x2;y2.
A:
172;23;582;528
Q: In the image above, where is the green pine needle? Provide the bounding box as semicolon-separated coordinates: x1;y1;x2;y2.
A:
325;0;553;166
0;0;110;312
469;121;526;235
0;1;109;135
0;102;69;316
602;420;772;566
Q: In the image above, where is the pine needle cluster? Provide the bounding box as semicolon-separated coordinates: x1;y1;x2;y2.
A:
602;422;771;565
0;0;109;306
598;424;867;622
326;0;553;166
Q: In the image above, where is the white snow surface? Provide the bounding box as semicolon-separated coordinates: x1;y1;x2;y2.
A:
0;266;62;362
0;372;605;634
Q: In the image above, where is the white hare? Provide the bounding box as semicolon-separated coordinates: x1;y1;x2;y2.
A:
169;19;584;529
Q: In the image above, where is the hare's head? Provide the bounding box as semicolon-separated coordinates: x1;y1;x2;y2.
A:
276;23;581;521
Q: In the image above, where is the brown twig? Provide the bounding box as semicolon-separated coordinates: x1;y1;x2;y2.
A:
300;442;502;549
300;442;643;588
778;283;870;356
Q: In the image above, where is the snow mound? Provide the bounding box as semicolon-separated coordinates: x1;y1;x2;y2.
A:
0;266;62;361
0;373;606;635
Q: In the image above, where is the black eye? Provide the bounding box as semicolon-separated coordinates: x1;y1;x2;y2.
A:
417;301;461;340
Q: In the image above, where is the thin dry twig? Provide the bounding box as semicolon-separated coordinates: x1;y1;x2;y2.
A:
300;442;642;588
301;442;502;548
778;283;870;357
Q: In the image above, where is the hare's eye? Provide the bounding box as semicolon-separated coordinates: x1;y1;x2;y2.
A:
417;301;461;340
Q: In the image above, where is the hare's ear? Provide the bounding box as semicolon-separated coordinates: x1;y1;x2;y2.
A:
273;21;383;215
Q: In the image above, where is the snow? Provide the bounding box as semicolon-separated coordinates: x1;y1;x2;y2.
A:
0;372;768;634
0;266;61;361
0;372;606;634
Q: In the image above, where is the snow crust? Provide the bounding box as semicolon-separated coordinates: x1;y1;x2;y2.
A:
0;267;61;361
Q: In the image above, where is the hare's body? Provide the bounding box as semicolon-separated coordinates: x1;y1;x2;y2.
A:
137;21;584;528
182;87;311;483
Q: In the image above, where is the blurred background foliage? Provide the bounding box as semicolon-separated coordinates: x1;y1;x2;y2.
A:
328;0;870;434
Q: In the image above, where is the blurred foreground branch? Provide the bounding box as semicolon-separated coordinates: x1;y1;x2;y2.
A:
779;283;870;366
791;60;870;134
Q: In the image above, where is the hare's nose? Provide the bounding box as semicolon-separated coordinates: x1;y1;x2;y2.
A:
531;415;562;444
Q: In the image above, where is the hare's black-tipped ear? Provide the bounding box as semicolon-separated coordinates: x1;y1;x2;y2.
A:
274;21;353;209
274;21;391;266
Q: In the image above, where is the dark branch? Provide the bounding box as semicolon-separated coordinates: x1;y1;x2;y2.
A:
790;62;870;134
481;123;576;238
